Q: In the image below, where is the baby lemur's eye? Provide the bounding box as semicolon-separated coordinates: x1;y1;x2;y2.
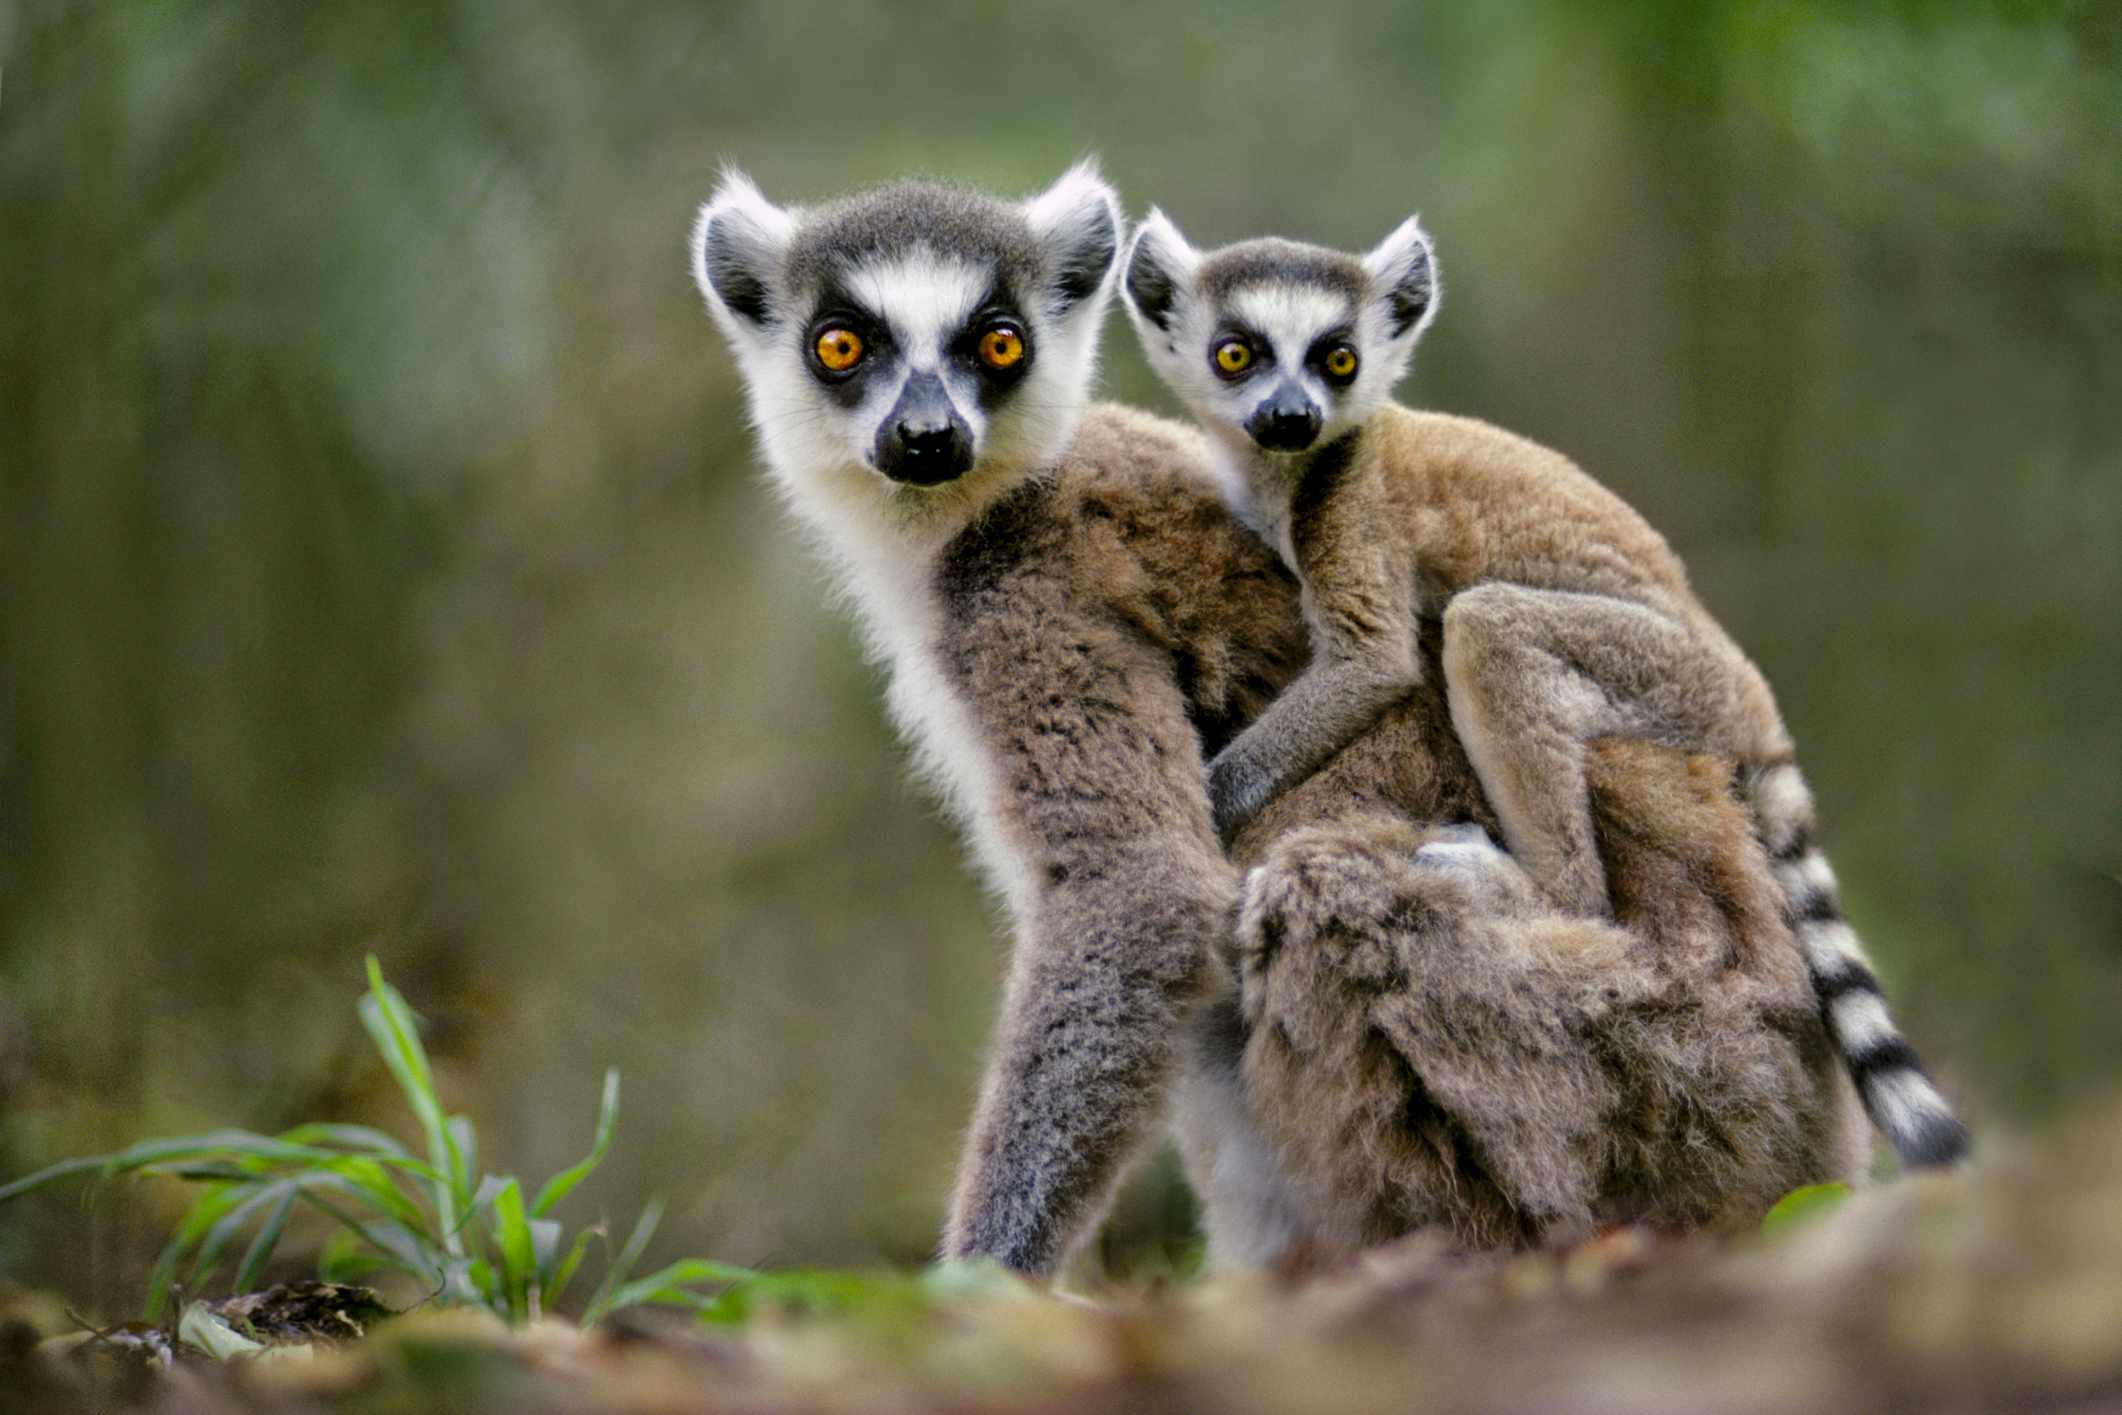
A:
977;324;1025;370
814;327;865;374
1213;338;1254;377
1321;344;1359;382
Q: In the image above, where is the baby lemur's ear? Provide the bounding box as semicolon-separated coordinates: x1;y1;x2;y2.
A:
1121;209;1200;335
691;167;796;337
1363;215;1440;340
1024;160;1122;317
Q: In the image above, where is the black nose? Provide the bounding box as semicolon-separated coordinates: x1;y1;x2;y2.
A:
1245;388;1321;452
880;420;972;485
874;371;975;485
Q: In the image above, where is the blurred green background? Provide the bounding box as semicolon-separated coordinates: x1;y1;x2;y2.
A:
2;0;2118;1314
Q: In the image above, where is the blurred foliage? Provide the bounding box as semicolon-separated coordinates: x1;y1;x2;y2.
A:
1;0;2117;1316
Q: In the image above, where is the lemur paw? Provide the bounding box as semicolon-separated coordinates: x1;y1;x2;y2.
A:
1412;823;1502;871
1205;752;1274;847
1409;823;1545;916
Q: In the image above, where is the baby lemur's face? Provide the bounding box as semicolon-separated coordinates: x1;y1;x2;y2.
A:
1121;213;1438;458
692;166;1119;528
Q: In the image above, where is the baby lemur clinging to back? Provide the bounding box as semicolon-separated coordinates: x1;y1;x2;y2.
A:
1121;207;1969;1170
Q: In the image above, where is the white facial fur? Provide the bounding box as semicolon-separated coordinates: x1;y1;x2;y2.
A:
1122;209;1440;502
821;252;998;471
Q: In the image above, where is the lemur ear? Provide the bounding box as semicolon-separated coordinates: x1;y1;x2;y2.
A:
1024;160;1122;316
1121;209;1199;335
691;167;795;334
1362;215;1439;340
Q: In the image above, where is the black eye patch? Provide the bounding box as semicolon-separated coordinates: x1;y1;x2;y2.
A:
949;284;1036;411
955;303;1033;374
1208;323;1273;378
1307;327;1361;384
1306;326;1357;357
802;289;893;406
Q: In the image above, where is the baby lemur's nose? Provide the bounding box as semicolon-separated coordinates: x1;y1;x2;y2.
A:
1247;387;1322;452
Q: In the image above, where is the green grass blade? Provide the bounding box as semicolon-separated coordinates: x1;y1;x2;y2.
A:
581;1198;662;1327
318;1250;389;1283
592;1258;760;1322
321;1155;432;1235
488;1178;535;1324
318;1229;389;1284
146;1182;249;1321
360;956;467;1252
1761;1182;1852;1236
299;1169;452;1254
462;1257;497;1307
452;1173;508;1247
0;1154;119;1204
447;1116;478;1200
231;1185;299;1294
144;1150;439;1189
695;1287;752;1325
544;1227;597;1312
276;1122;413;1158
295;1188;443;1287
360;957;438;1099
146;1163;272;1184
188;1180;301;1292
6;1131;352;1204
114;1130;349;1168
277;1123;441;1180
699;1269;932;1326
602;1280;717;1315
531;1069;619;1218
632;1257;758;1288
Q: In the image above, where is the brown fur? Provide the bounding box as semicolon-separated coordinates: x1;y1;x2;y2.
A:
930;404;1863;1271
1230;729;1859;1258
1211;406;1791;917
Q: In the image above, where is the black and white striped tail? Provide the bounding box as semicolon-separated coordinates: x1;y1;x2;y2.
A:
1747;763;1970;1170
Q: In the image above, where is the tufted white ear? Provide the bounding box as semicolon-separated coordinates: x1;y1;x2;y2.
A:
1120;208;1200;336
1362;214;1440;340
690;166;797;337
1023;159;1122;316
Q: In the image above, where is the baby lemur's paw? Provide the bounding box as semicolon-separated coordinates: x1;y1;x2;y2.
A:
1206;750;1275;847
1409;823;1543;915
1411;822;1502;870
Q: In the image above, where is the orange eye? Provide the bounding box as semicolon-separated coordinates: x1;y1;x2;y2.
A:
1214;339;1253;375
1324;346;1359;380
815;327;864;373
978;326;1025;370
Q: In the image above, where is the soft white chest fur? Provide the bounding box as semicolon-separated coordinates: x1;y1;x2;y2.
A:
1206;437;1302;573
804;503;1037;923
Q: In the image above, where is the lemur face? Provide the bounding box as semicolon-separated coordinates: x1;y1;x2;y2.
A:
1121;214;1438;457
693;166;1120;515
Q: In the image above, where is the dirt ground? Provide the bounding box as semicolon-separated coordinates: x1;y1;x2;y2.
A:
9;1098;2122;1415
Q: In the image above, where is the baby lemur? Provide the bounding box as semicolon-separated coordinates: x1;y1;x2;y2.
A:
1122;208;1969;1170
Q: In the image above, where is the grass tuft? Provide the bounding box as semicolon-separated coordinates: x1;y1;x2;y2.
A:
0;957;756;1328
